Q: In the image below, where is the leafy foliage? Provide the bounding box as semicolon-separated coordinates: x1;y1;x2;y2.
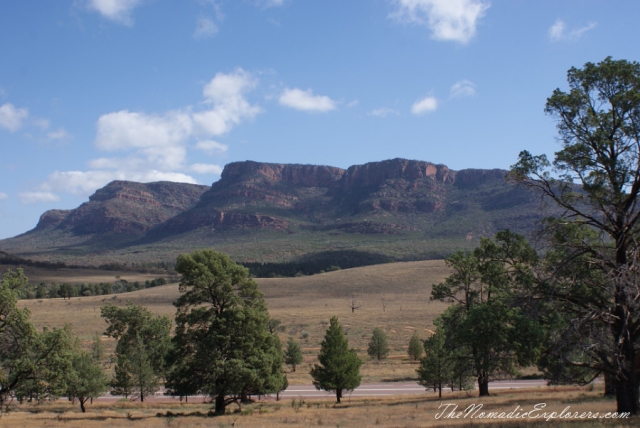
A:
407;333;423;361
166;250;285;415
367;327;389;361
430;231;544;396
284;337;303;372
510;57;640;414
66;351;109;413
101;302;171;402
417;329;454;398
0;269;78;412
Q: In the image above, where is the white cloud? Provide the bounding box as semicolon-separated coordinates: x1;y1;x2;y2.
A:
279;88;337;112
391;0;489;44
548;19;596;42
368;107;399;118
411;96;438;115
346;100;359;108
47;128;72;141
27;69;260;199
18;191;60;205
0;103;29;132
195;140;228;155
193;69;262;135
194;16;218;39
43;169;198;198
33;118;50;130
95;110;193;151
0;192;8;200
87;0;143;25
255;0;284;8
190;163;223;175
450;79;476;98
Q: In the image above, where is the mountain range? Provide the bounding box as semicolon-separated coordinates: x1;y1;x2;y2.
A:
0;158;551;267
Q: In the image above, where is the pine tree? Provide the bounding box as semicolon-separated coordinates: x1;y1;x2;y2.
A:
284;337;303;372
367;327;389;361
101;303;171;402
167;250;285;415
408;333;422;361
310;316;362;403
417;329;453;398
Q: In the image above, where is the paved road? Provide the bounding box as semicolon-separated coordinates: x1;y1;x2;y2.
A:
279;380;547;399
92;380;547;403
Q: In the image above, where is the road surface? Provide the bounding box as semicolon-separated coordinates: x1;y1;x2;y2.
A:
91;379;548;403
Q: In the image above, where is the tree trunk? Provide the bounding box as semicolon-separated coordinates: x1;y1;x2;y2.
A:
478;373;490;397
80;398;86;413
612;255;639;416
140;390;144;403
336;388;342;403
241;388;250;403
215;393;226;416
604;372;616;396
438;381;442;399
614;334;639;415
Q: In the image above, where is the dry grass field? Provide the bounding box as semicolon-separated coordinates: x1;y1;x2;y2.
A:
0;386;631;427
17;260;451;384
7;260;631;426
14;265;170;286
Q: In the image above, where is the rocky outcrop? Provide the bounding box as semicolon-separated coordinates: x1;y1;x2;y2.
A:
341;158;454;189
220;161;345;188
34;209;71;230
38;181;209;236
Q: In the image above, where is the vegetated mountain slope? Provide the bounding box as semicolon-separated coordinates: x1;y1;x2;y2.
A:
0;158;550;266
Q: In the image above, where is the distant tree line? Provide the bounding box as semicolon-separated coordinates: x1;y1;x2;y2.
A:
13;277;174;300
240;250;399;277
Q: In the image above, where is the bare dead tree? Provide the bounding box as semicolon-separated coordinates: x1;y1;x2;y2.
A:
348;297;361;313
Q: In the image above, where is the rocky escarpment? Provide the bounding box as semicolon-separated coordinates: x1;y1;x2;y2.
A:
155;158;515;235
33;181;209;236
341;158;454;189
1;158;546;264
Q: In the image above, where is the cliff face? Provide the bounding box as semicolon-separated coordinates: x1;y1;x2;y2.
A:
7;158;540;259
341;158;454;189
34;181;209;236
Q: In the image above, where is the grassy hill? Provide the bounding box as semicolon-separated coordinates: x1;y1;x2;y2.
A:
17;260;451;385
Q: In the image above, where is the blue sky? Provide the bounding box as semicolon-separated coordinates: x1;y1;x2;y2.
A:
0;0;638;239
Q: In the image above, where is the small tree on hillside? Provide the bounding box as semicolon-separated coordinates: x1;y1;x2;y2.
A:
284;337;303;372
90;333;105;362
367;327;389;361
408;333;422;361
310;316;362;403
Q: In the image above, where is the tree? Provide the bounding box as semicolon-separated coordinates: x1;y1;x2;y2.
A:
101;302;171;402
431;231;544;396
407;333;423;361
0;269;75;413
510;57;640;414
310;316;362;403
284;337;303;372
166;250;285;415
417;329;453;398
66;351;108;413
90;333;105;362
367;327;389;361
